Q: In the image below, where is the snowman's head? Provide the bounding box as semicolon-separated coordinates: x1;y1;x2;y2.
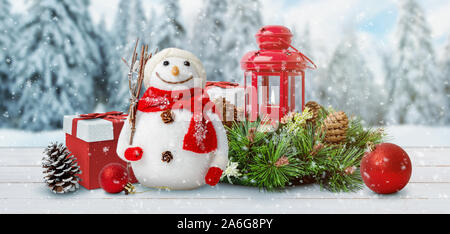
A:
144;48;206;91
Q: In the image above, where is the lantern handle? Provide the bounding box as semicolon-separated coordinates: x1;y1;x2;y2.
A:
279;39;317;70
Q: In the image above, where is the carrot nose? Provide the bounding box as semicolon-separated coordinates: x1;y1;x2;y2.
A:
171;66;180;76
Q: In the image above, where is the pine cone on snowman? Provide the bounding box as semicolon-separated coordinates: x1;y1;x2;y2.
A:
116;48;229;190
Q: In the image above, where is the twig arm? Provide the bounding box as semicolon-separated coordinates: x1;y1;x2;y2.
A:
126;39;153;146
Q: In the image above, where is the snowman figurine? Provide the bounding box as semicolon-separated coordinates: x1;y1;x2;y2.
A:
116;48;229;190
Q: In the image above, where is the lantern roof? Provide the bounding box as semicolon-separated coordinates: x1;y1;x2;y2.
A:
241;25;316;73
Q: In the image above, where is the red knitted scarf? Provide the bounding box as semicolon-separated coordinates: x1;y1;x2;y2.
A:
137;87;217;154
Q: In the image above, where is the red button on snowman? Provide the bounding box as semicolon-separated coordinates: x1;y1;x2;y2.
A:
116;48;229;190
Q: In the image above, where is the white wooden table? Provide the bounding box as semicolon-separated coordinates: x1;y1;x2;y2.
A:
1;147;449;214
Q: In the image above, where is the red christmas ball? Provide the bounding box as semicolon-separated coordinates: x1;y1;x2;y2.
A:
360;143;412;194
99;163;129;194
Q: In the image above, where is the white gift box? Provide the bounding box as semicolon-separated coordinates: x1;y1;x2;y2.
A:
63;115;116;143
205;82;245;109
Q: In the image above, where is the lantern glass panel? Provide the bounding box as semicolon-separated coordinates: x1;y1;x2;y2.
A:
259;75;280;120
244;72;251;114
287;73;305;113
287;75;297;112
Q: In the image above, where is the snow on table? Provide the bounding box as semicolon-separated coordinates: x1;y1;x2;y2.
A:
0;147;449;214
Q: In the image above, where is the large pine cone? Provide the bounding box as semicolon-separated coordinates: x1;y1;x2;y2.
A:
322;111;349;145
42;143;81;194
305;101;322;124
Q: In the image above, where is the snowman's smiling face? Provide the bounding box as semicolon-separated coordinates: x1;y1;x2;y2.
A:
149;57;201;91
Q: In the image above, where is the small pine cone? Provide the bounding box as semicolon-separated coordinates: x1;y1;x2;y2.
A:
213;97;238;128
280;112;296;124
305;101;322;124
310;143;324;157
322;111;349;145
344;166;357;175
247;127;257;143
162;151;173;163
161;110;175;124
42;142;81;194
274;156;289;167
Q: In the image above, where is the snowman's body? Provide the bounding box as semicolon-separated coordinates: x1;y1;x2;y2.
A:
118;109;227;189
116;48;228;190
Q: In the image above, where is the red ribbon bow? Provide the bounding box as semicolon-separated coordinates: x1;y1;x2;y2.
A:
79;111;127;121
206;81;240;89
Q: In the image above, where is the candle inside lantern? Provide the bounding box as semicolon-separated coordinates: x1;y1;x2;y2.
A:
270;89;276;105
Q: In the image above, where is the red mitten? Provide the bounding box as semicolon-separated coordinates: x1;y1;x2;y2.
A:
124;147;143;161
205;167;223;186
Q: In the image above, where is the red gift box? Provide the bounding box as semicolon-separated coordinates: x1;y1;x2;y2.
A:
63;111;137;190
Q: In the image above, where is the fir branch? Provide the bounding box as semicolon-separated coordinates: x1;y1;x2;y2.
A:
321;169;364;192
224;106;387;192
346;117;386;148
247;134;304;191
226;118;273;171
313;146;365;192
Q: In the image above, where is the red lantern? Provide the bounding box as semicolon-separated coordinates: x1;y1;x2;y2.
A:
241;25;316;121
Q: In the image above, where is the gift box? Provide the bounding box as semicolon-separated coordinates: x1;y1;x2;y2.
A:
206;81;245;108
206;81;246;122
63;111;137;190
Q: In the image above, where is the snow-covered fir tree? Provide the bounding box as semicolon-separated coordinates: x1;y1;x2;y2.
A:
130;0;148;44
11;0;101;130
93;16;112;107
112;0;131;51
291;24;317;103
146;6;157;45
221;0;262;82
102;11;129;111
107;0;149;111
143;6;158;58
294;24;313;56
0;0;15;127
388;0;441;125
155;0;186;50
324;34;385;125
105;47;130;112
440;36;450;124
113;0;147;51
192;0;229;81
299;25;333;110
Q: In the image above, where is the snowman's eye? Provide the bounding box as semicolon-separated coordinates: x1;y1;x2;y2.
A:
184;61;190;67
163;61;170;66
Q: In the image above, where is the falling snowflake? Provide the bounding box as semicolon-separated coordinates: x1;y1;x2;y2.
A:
103;147;110;153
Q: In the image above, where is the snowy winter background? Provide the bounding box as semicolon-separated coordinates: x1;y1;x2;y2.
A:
0;0;449;147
